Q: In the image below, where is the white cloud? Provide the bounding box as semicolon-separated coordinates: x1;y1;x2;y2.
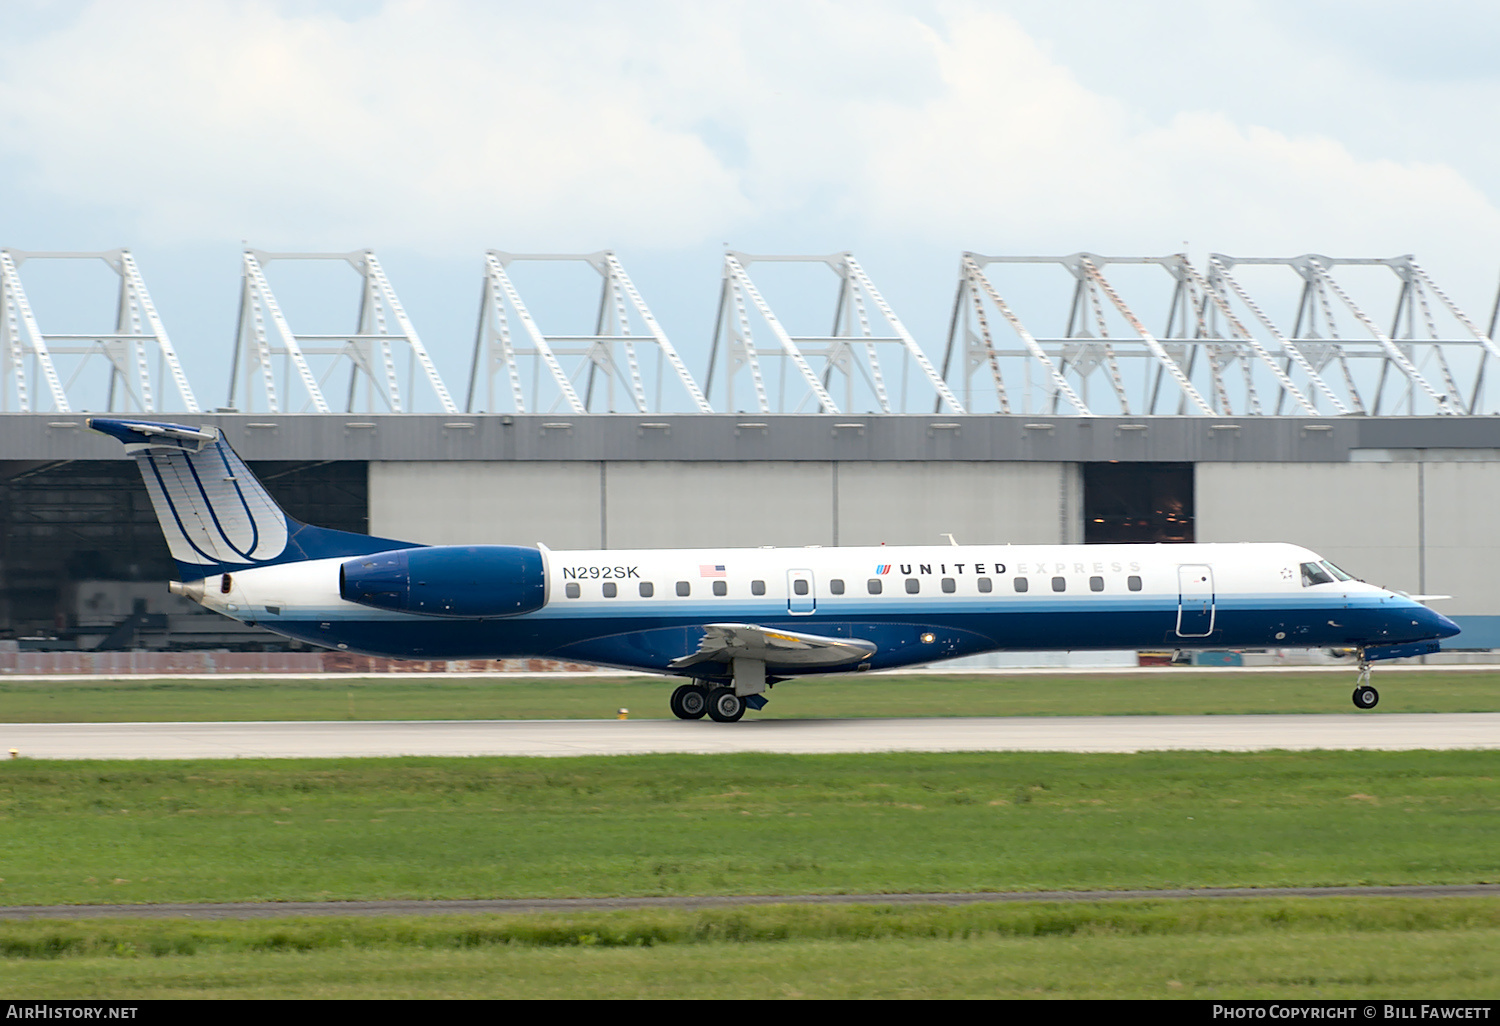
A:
846;7;1500;263
0;0;1495;278
0;0;753;250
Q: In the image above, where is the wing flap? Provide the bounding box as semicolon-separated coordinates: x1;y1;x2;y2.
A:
670;622;876;671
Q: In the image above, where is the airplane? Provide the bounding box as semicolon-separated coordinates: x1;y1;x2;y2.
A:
89;416;1461;721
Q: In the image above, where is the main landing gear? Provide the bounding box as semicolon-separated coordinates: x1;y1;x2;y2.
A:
669;683;708;720
707;690;746;723
668;681;750;722
1352;652;1379;710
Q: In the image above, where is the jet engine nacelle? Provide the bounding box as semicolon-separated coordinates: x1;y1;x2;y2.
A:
339;545;546;618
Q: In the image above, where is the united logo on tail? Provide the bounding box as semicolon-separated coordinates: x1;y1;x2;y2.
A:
88;418;416;580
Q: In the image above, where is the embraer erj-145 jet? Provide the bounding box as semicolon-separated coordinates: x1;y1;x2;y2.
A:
91;418;1460;721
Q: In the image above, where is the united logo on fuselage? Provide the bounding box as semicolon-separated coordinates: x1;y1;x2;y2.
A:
879;562;1009;575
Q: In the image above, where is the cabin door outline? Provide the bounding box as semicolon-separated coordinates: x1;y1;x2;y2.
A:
787;569;816;615
1176;564;1215;638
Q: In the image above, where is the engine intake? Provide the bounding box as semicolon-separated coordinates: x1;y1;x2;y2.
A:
339;545;546;618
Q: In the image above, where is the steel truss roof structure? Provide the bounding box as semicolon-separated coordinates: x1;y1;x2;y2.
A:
468;251;710;414
947;252;1500;417
707;251;965;414
0;249;198;414
230;250;457;415
7;244;1499;417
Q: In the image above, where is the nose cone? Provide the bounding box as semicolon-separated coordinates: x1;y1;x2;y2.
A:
1429;609;1462;640
1405;601;1461;641
1384;598;1461;644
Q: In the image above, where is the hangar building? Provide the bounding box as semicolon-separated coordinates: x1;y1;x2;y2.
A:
2;247;1497;651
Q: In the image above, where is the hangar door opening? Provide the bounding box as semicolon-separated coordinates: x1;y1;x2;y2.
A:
1083;463;1194;544
0;460;370;649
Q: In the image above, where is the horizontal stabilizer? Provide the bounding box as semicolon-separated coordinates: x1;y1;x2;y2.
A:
87;418;217;451
670;622;876;671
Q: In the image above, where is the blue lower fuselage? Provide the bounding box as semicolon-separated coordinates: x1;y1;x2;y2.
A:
253;592;1458;678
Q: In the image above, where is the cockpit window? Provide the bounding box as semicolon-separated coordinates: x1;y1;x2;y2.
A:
1320;561;1355;582
1300;561;1335;587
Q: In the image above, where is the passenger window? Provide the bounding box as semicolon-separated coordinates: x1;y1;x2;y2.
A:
1127;575;1142;592
1089;576;1104;592
713;580;727;596
751;580;766;596
602;582;617;598
1052;577;1066;592
905;578;920;594
977;577;993;593
1013;577;1028;593
868;579;883;595
793;579;809;596
830;579;845;595
639;582;653;598
565;582;581;599
941;578;955;594
1300;562;1334;587
676;581;690;596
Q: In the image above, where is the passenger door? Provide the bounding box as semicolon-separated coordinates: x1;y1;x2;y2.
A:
787;569;816;615
1176;565;1215;638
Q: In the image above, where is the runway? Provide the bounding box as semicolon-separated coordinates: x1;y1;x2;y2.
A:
4;712;1498;759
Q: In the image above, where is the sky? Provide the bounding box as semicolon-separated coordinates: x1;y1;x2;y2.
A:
2;0;1499;413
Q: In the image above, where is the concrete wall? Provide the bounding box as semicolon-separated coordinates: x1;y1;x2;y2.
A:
376;454;1500;644
607;462;835;548
1196;462;1422;593
834;462;1081;545
1197;459;1500;643
370;461;605;548
1419;461;1500;622
369;461;1080;551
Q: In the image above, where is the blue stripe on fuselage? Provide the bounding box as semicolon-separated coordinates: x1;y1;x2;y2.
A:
252;595;1450;675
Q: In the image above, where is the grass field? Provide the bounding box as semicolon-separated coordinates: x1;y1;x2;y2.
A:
3;899;1498;998
4;673;1497;998
1;749;1495;906
2;667;1497;722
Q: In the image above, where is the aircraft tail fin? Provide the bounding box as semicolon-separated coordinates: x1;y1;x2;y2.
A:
89;418;418;581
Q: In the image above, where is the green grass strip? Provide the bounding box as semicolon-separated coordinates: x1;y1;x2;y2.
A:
3;897;1498;958
1;750;1496;906
4;900;1499;999
1;668;1497;722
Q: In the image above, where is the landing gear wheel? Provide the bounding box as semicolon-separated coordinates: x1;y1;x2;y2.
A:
670;684;708;720
706;690;746;723
1351;653;1378;710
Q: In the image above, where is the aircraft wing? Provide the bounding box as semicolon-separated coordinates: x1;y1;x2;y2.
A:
669;623;877;671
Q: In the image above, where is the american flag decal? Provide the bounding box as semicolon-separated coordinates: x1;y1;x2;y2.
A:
700;564;727;578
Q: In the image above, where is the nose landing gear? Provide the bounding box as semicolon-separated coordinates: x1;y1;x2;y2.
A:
1351;653;1379;709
